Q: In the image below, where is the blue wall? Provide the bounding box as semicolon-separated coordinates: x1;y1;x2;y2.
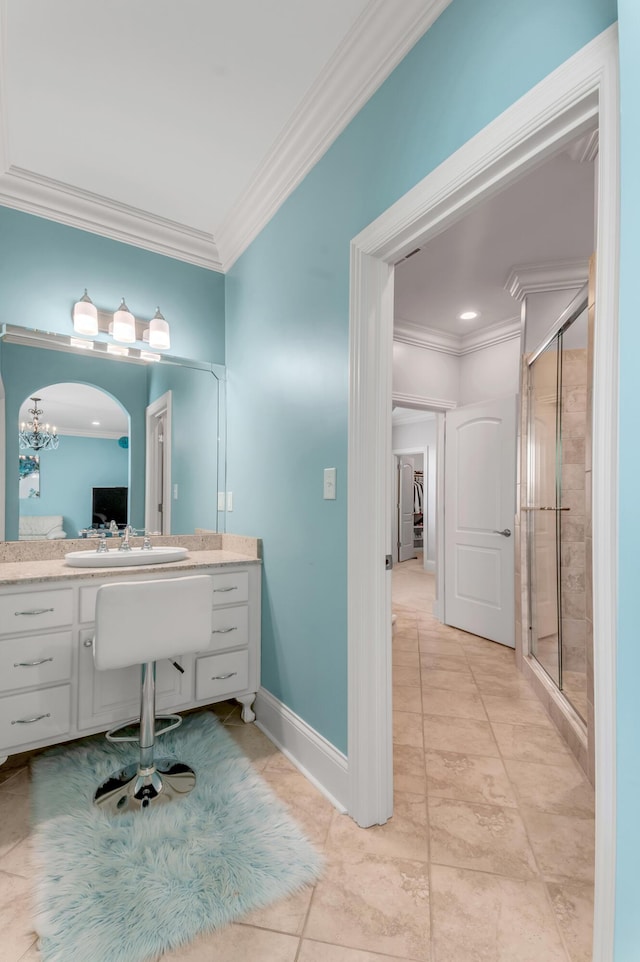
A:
615;3;639;959
19;436;128;538
0;207;225;363
225;0;616;755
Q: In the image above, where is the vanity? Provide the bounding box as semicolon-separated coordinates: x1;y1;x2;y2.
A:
0;538;261;763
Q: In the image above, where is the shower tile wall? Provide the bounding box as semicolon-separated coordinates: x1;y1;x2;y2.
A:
560;348;588;722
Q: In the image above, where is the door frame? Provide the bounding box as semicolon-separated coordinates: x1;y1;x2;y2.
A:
145;390;172;535
347;25;619;959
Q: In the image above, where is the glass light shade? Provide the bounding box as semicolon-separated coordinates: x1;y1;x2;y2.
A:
112;298;136;343
73;289;99;335
148;307;170;350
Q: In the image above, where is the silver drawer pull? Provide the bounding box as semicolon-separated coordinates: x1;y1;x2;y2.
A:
11;713;51;725
211;671;237;681
212;626;237;634
14;607;55;616
13;658;54;667
213;586;237;593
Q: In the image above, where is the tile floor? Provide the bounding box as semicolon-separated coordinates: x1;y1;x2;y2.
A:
0;557;594;961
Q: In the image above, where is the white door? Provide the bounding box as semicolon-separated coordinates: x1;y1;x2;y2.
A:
145;392;172;535
444;397;516;646
397;457;415;563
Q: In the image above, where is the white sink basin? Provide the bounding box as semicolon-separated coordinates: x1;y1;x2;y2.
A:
64;546;189;568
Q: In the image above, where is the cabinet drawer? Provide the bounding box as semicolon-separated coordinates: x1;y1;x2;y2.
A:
0;685;71;750
0;589;73;634
210;606;249;652
211;571;248;606
195;649;249;701
0;631;73;693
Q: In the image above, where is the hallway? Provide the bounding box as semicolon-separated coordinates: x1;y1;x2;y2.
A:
392;557;594;961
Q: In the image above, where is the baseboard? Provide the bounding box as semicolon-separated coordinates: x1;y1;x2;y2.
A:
254;687;349;813
423;559;435;573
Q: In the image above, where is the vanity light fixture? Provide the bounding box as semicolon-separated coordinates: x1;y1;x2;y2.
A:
112;298;136;343
72;290;99;335
107;343;129;357
19;397;59;451
71;291;171;352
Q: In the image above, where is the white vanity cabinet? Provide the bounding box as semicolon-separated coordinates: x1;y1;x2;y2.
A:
0;561;261;760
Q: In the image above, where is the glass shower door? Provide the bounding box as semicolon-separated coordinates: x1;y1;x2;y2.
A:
528;336;561;687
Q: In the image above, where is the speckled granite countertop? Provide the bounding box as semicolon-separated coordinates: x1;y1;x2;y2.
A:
0;531;262;585
0;547;261;587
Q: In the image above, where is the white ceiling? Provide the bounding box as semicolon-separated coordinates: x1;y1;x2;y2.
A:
19;383;129;438
394;138;596;339
1;0;448;270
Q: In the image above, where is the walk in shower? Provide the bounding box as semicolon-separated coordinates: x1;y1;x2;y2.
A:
526;287;591;723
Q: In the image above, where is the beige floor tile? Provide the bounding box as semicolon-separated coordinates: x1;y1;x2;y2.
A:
420;669;478;693
393;666;421;688
419;652;471;673
158;923;299;961
0;837;33;879
393;745;427;795
225;722;281;772
421;688;487;721
430;865;569;962
392;648;421;668
418;636;464;655
547;879;594;962
16;944;40;961
392;634;420;652
423;715;499;757
504;760;594;816
521;810;595;882
305;850;430;960
425;751;517;807
0;792;30;859
298;940;416;962
464;653;520;677
393;711;424;749
481;693;555;728
325;795;429;863
0;769;30;798
0;871;39;962
428;797;538;880
491;722;571;766
392;686;423;714
240;885;314;936
471;672;538;699
261;759;334;849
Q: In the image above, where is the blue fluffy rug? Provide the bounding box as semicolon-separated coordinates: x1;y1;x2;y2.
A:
30;712;323;962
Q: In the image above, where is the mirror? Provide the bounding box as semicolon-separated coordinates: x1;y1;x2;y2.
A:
0;325;226;541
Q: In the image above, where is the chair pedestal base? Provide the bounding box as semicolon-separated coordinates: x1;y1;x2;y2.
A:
93;758;196;814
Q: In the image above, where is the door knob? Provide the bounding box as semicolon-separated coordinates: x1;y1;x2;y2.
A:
493;528;511;537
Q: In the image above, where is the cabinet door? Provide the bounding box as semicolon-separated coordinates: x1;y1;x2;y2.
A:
77;630;193;731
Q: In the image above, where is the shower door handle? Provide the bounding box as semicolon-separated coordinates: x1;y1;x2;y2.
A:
493;529;511;537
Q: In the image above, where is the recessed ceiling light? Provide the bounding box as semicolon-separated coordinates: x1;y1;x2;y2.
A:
459;310;479;320
92;421;100;426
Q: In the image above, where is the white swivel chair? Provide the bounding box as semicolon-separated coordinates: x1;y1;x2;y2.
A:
92;575;213;814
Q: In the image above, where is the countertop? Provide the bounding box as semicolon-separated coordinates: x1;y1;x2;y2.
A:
0;549;261;587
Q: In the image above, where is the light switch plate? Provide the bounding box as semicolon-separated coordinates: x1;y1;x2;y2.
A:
323;467;336;500
217;492;225;511
226;491;233;511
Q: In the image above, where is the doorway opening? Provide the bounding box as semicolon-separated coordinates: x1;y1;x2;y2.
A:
347;27;618;958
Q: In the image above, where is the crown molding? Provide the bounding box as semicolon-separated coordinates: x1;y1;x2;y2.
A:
566;128;599;163
392;407;436;425
505;259;589;300
394;315;521;356
392;391;456;412
0;166;224;271
215;0;452;270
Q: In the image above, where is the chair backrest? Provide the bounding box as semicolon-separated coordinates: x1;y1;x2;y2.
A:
94;575;213;671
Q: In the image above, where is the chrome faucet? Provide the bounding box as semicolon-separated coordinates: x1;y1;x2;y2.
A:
119;524;133;551
96;533;109;554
